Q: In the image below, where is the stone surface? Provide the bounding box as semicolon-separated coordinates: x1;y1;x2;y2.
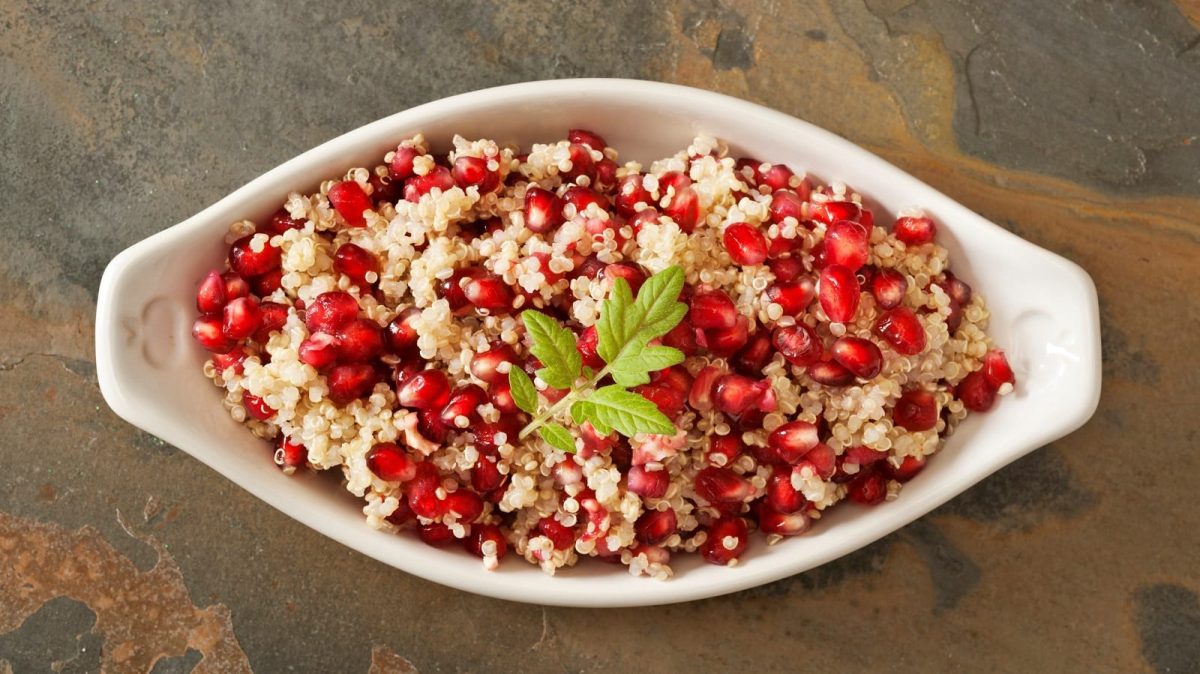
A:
1;0;1198;672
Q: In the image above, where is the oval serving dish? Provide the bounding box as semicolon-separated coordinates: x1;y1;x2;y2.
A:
96;79;1101;607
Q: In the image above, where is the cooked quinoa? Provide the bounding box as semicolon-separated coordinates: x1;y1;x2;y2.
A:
192;129;1015;578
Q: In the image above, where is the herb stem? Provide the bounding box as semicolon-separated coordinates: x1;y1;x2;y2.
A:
519;365;611;440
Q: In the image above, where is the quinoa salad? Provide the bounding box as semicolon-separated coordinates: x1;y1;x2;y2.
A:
190;129;1017;578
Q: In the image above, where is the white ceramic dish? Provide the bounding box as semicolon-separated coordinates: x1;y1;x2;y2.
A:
96;79;1101;607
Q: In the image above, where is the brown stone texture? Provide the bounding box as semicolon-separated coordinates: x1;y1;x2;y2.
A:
1;0;1197;672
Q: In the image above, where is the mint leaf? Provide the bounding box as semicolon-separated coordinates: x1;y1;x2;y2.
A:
538;423;577;454
608;344;685;387
521;310;581;390
573;385;675;437
507;366;539;414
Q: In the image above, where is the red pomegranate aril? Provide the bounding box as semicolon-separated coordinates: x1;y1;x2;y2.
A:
810;200;861;225
615;174;651;216
440;384;488;427
367;173;398;205
398;369;452;410
275;437;306;471
469;343;517;385
824;220;870;271
635;383;687;419
328;180;372;227
251;268;283;297
576;325;604;369
689;290;737;330
389;146;418;180
694;467;752;504
192;315;236;353
884;455;926;482
563;143;596;183
939;272;973;306
263;207;305;235
594;158;618;191
958;370;997;412
366;442;417;482
252;301;288;343
688;365;722;412
712;373;767;416
327;363;377;404
603;262;647;294
663;185;701;233
772;324;822;367
807;360;855;387
945;298;964;334
490;382;520;414
464;275;514;312
768;189;805;225
524;186;564;233
471;451;506;493
196;270;227;314
723;222;769;266
663;319;700;356
564;186;607;218
874;306;927;356
628;208;661;236
407;462;445;519
983;349;1015;388
767;466;807;513
767;256;805;283
452;156;500;193
417;522;454;547
222;272;250;301
443;490;484;523
333;243;379;286
384;308;421;354
212;346;247;374
221;297;261;340
634;509;677;546
305;291;359;333
298;333;338;369
870;268;908;309
733;330;773;375
464;524;508;562
758;504;811;537
765;420;820;464
228;235;281;278
844;445;888;467
417;407;449;444
831;337;883;379
332;317;382;362
567;128;607;151
761;164;796;192
847;468;887;505
893;388;939;431
438;267;485;313
700;517;748;566
818;264;861;323
538;516;576;550
626;465;670;498
704;316;750;357
800;443;837;480
242;392;275;420
705;435;743;467
893;215;936;246
766;279;815;317
403;166;454;202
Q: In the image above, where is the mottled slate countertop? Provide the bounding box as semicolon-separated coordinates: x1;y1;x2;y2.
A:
2;1;1198;672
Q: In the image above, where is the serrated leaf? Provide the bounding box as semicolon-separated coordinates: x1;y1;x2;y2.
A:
595;267;686;372
507;367;539;415
630;266;687;341
538;423;577;454
596;277;636;364
521;310;581;389
608;344;686;387
574;385;675;437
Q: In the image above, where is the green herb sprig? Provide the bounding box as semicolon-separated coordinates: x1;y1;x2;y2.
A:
507;265;688;453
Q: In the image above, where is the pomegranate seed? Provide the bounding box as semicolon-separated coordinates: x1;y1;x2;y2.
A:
490;381;520;414
389;146;418;180
567;128;608;151
615;174;651;215
252;301;288;343
760;164;795;192
251;268;283;297
733;330;772;375
367;173;397;205
945;299;964;334
636;510;679;547
221;297;261;340
765;279;815;317
196;270;227;314
626;465;670;498
767;465;807;513
228;235;281;278
893;215;936;246
576;325;604;369
807;360;855;387
768;189;805;225
723;223;769;266
524;186;564;233
326;363;377;404
847;468;887;505
328;180;372;227
772;324;822;367
440;384;488;427
800;443;837;479
810;200;861;225
983;349;1015;388
938;272;973;306
824;220;870;271
538;517;576;549
564;185;607;215
757;504;811;536
594;159;618;191
601;262;647;294
464;523;508;562
843;445;888;467
663;185;700;233
406;462;445;519
471;451;506;493
305;291;359;333
764;420;819;464
366;442;417;482
712;373;772;416
818;264;861;323
705;435;744;467
628;208;661;235
662;319;700;356
563;143;596;184
262;208;305;235
334;317;383;362
275;437;306;471
463;275;513;312
870;268;908;309
874;306;927;356
333;243;379;286
438;267;485;313
192;315;236;353
443;490;484;523
242;392;275;420
689;290;737;330
958;370;997;412
694;467;752;504
688;365;723;412
703;316;750;357
831;337;883;379
577;422;616;459
768;257;805;283
634;383;686;419
222;272;250;301
385;499;415;527
700;517;748;566
468;342;516;384
397;369;452;410
417;522;454;546
212;346;247;374
403;166;454;202
452;156;500;193
893;388;939;431
298;333;338;369
384;308;421;354
884;455;926;482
